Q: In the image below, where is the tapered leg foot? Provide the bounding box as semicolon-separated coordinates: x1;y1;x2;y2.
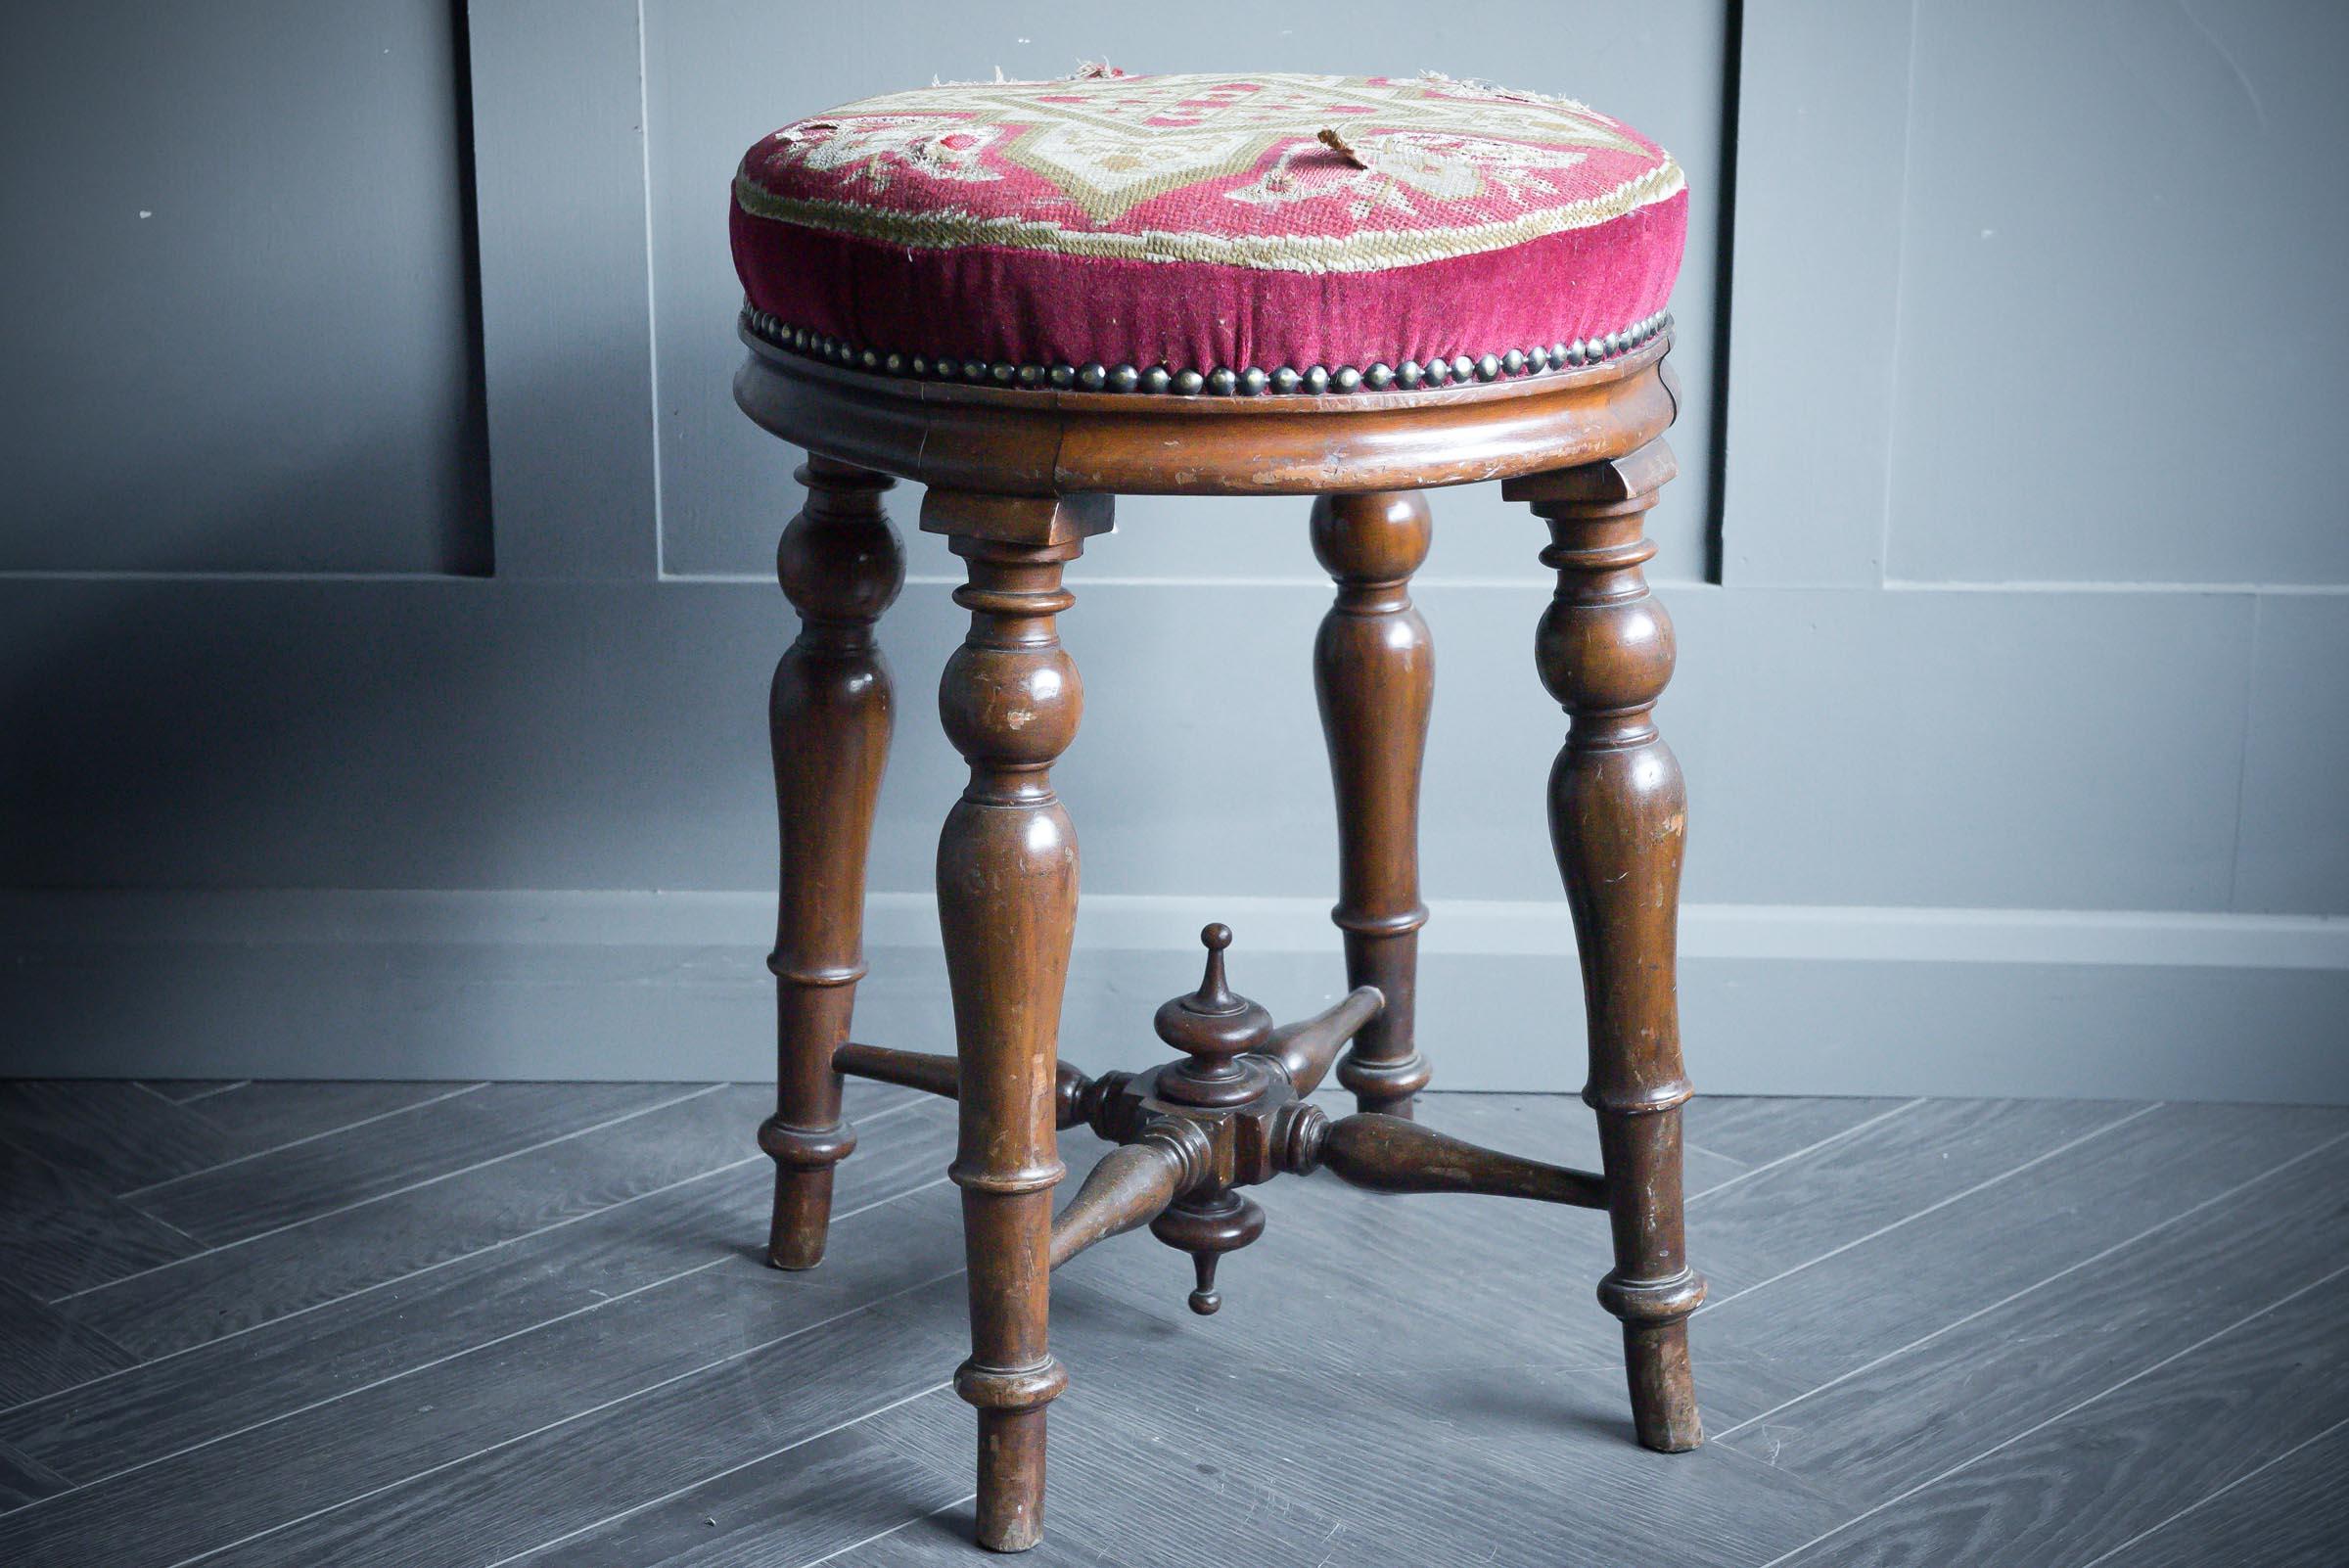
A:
1596;1103;1705;1450
759;1115;855;1270
764;458;901;1270
1507;442;1706;1450
1312;491;1435;1118
974;1407;1049;1551
764;1180;828;1270
1621;1318;1703;1452
929;489;1112;1551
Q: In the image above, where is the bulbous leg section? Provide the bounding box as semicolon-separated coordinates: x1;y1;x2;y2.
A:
929;490;1112;1551
1505;442;1706;1452
764;458;902;1269
1312;491;1436;1118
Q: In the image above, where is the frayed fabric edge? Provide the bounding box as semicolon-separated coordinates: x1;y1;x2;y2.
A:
929;59;1126;88
1417;69;1597;117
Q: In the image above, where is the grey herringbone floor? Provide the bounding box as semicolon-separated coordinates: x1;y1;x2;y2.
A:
0;1082;2343;1566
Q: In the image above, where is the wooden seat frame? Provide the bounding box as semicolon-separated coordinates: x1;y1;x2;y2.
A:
736;320;1703;1552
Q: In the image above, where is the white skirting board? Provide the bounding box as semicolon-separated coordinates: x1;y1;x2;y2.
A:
2;891;2344;1101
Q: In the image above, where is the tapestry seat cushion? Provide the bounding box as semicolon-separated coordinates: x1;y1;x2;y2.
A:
731;68;1684;394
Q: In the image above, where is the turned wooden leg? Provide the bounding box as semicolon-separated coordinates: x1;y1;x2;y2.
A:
1312;491;1435;1119
760;458;903;1270
1505;442;1706;1452
928;489;1112;1552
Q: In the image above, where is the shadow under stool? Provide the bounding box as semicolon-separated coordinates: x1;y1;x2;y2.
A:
728;69;1705;1553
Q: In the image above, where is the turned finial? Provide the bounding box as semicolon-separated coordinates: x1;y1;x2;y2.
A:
1153;924;1274;1107
1193;923;1236;1007
1188;1252;1223;1315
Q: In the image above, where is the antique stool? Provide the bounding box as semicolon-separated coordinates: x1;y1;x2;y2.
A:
731;69;1702;1551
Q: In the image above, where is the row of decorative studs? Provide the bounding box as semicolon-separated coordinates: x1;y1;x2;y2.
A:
739;305;1673;393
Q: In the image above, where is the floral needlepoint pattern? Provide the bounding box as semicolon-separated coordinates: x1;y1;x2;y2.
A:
731;69;1687;390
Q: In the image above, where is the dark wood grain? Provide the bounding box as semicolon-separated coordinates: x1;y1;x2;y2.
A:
1695;1102;2349;1422
485;1389;973;1568
1098;1096;2189;1435
762;458;903;1271
0;1139;199;1300
1679;1094;1914;1169
1510;440;1703;1452
1259;988;1385;1098
2;1087;2343;1568
161;1276;982;1568
1393;1090;1749;1195
1775;1265;2349;1566
857;1380;1366;1568
832;1042;960;1106
155;1080;481;1155
0;1082;241;1191
0;1086;943;1484
1309;1111;1606;1206
1688;1096;2135;1298
126;1081;696;1245
736;314;1709;1552
814;1505;1130;1568
887;1240;1844;1568
2103;1416;2349;1568
58;1084;756;1357
1716;1120;2349;1503
0;1279;135;1408
1312;489;1434;1119
1048;1136;1197;1269
927;493;1105;1552
733;323;1681;496
0;1173;975;1567
135;1082;246;1104
0;1434;69;1510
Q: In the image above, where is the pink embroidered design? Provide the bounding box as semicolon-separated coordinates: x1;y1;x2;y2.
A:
735;70;1681;271
729;69;1688;379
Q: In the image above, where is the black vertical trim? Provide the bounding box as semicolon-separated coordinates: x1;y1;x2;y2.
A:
445;0;495;577
1703;0;1742;585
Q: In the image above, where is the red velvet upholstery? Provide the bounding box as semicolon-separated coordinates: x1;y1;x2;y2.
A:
732;69;1685;391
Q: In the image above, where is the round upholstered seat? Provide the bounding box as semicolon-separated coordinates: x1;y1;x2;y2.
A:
731;68;1684;395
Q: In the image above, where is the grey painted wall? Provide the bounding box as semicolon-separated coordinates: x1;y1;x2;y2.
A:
0;1;488;576
2;1;2344;1100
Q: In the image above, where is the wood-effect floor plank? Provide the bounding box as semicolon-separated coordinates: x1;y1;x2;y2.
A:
850;1385;1361;1568
0;1083;242;1191
1693;1101;2349;1423
2;1088;2340;1568
154;1080;483;1159
769;1097;2340;1568
0;1130;969;1568
123;1081;691;1243
134;1082;246;1105
771;1111;1841;1567
196;1236;1379;1568
0;1088;944;1484
0;1281;135;1409
863;1245;1842;1568
0;1140;199;1300
1769;1264;2349;1567
1715;1122;2349;1505
2096;1416;2349;1568
1681;1094;1916;1168
0;1434;69;1511
73;1241;981;1568
1391;1090;1747;1193
1134;1096;2127;1429
1688;1097;2137;1298
492;1387;980;1568
53;1084;741;1358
